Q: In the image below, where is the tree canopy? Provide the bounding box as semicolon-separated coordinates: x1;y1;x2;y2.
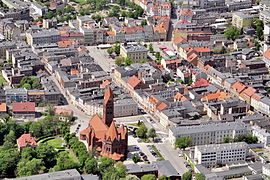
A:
175;137;192;149
225;26;241;41
182;171;192;180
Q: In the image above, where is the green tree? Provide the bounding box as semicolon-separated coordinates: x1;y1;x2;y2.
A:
223;136;233;143
254;19;264;40
148;43;154;53
53;151;79;171
159;175;169;180
0;148;20;176
219;46;227;54
114;44;120;55
131;154;140;163
225;26;241;41
0;114;11;123
102;167;120;180
107;48;114;55
4;130;16;144
155;52;162;60
124;57;134;66
22;83;31;90
99;156;115;173
234;134;258;144
195;173;206;180
148;128;157;141
32;78;41;89
182;171;192;180
115;162;126;178
115;56;125;66
16;158;46;177
29;122;43;137
36;143;57;168
141;19;147;26
175;137;192;149
126;174;140;180
141;174;157;180
135;124;148;138
84;158;99;174
21;147;37;161
254;40;261;51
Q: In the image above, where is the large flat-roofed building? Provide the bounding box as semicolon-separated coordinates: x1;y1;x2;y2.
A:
169;122;251;146
120;43;148;63
114;98;138;117
194;142;248;167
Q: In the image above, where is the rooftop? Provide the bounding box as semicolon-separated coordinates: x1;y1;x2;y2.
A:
196;142;248;153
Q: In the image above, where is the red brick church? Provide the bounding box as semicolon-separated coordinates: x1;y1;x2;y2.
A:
80;87;128;160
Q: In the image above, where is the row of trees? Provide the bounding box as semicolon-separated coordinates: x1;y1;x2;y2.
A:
135;123;157;141
223;134;258;144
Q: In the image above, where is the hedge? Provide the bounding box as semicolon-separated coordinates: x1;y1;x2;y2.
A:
36;135;53;142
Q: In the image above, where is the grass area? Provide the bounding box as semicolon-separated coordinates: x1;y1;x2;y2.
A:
129;123;140;127
46;137;65;148
0;75;6;86
151;145;165;161
252;148;263;152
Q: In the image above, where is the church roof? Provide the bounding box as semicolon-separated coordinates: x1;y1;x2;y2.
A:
104;87;113;105
89;115;108;139
106;122;118;141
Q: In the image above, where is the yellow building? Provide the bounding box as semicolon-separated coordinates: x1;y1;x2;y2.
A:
232;12;253;28
120;43;148;63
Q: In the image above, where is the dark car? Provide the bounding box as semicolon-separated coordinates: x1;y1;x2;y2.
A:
142;155;148;161
139;152;145;156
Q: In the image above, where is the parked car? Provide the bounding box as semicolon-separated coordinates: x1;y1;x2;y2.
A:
142;155;148;161
134;146;140;151
137;139;142;143
139;152;145;156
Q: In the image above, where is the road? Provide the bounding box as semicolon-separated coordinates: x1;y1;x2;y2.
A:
86;46;115;72
156;142;189;175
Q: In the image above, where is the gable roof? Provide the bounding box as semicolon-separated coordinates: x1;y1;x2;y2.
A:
0;103;7;112
89;114;108;132
191;78;210;88
127;75;142;88
157;102;168;111
12;102;35;112
241;86;256;97
174;92;188;102
231;81;246;93
106;122;118;141
263;48;270;60
17;134;37;148
201;90;231;101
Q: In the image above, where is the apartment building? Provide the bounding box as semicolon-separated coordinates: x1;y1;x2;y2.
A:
169;122;251;146
194;142;248;167
232;12;253;29
114;98;138;117
26;29;60;46
120;43;148;63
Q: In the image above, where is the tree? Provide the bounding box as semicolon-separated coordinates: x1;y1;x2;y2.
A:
223;137;233;143
124;57;134;66
115;56;125;66
115;162;126;178
29;122;43;137
36;143;57;168
225;26;241;41
0;149;20;176
254;40;261;51
182;171;192;180
148;43;154;53
148;128;157;141
141;174;157;180
107;48;114;55
141;19;147;26
219;46;227;54
32;78;41;89
126;174;140;180
84;158;99;174
4;130;16;144
99;156;115;173
234;134;258;144
155;52;162;60
16;158;46;177
53;151;79;171
135;124;148;138
175;137;192;149
0;114;11;123
22;83;31;90
21;147;37;161
195;173;206;180
159;175;169;180
114;44;120;55
254;19;264;40
102;167;120;180
131;153;140;163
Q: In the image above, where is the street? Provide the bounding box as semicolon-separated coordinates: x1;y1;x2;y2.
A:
156;142;188;175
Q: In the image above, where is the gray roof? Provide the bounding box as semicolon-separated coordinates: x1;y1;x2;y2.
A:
14;169;81;180
121;43;148;53
170;122;248;136
196;142;248;153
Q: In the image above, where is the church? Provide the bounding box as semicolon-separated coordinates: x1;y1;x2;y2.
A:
80;87;128;161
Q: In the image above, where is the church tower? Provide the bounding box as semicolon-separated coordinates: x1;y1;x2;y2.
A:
103;87;114;127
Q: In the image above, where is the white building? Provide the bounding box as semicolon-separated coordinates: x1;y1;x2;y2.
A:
194;142;248;167
252;126;270;147
114;98;138;117
263;163;270;177
169;122;251;146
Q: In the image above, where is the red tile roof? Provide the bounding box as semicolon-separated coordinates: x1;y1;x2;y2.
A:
231;82;246;93
104;87;113;105
106;122;118;141
157;102;168;111
191;78;210;88
241;86;256;97
0;103;7;112
127;75;141;88
263;48;270;60
17;134;37;148
12;102;35;112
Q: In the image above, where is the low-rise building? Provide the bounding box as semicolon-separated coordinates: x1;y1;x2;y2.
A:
120;43;148;63
17;134;37;152
194;142;248;167
26;29;60;46
12;102;35;118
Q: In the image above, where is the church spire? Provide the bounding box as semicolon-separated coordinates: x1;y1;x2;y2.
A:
103;86;114;127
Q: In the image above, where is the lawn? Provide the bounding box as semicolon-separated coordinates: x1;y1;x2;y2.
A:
151;145;165;161
0;75;6;86
46;137;65;148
